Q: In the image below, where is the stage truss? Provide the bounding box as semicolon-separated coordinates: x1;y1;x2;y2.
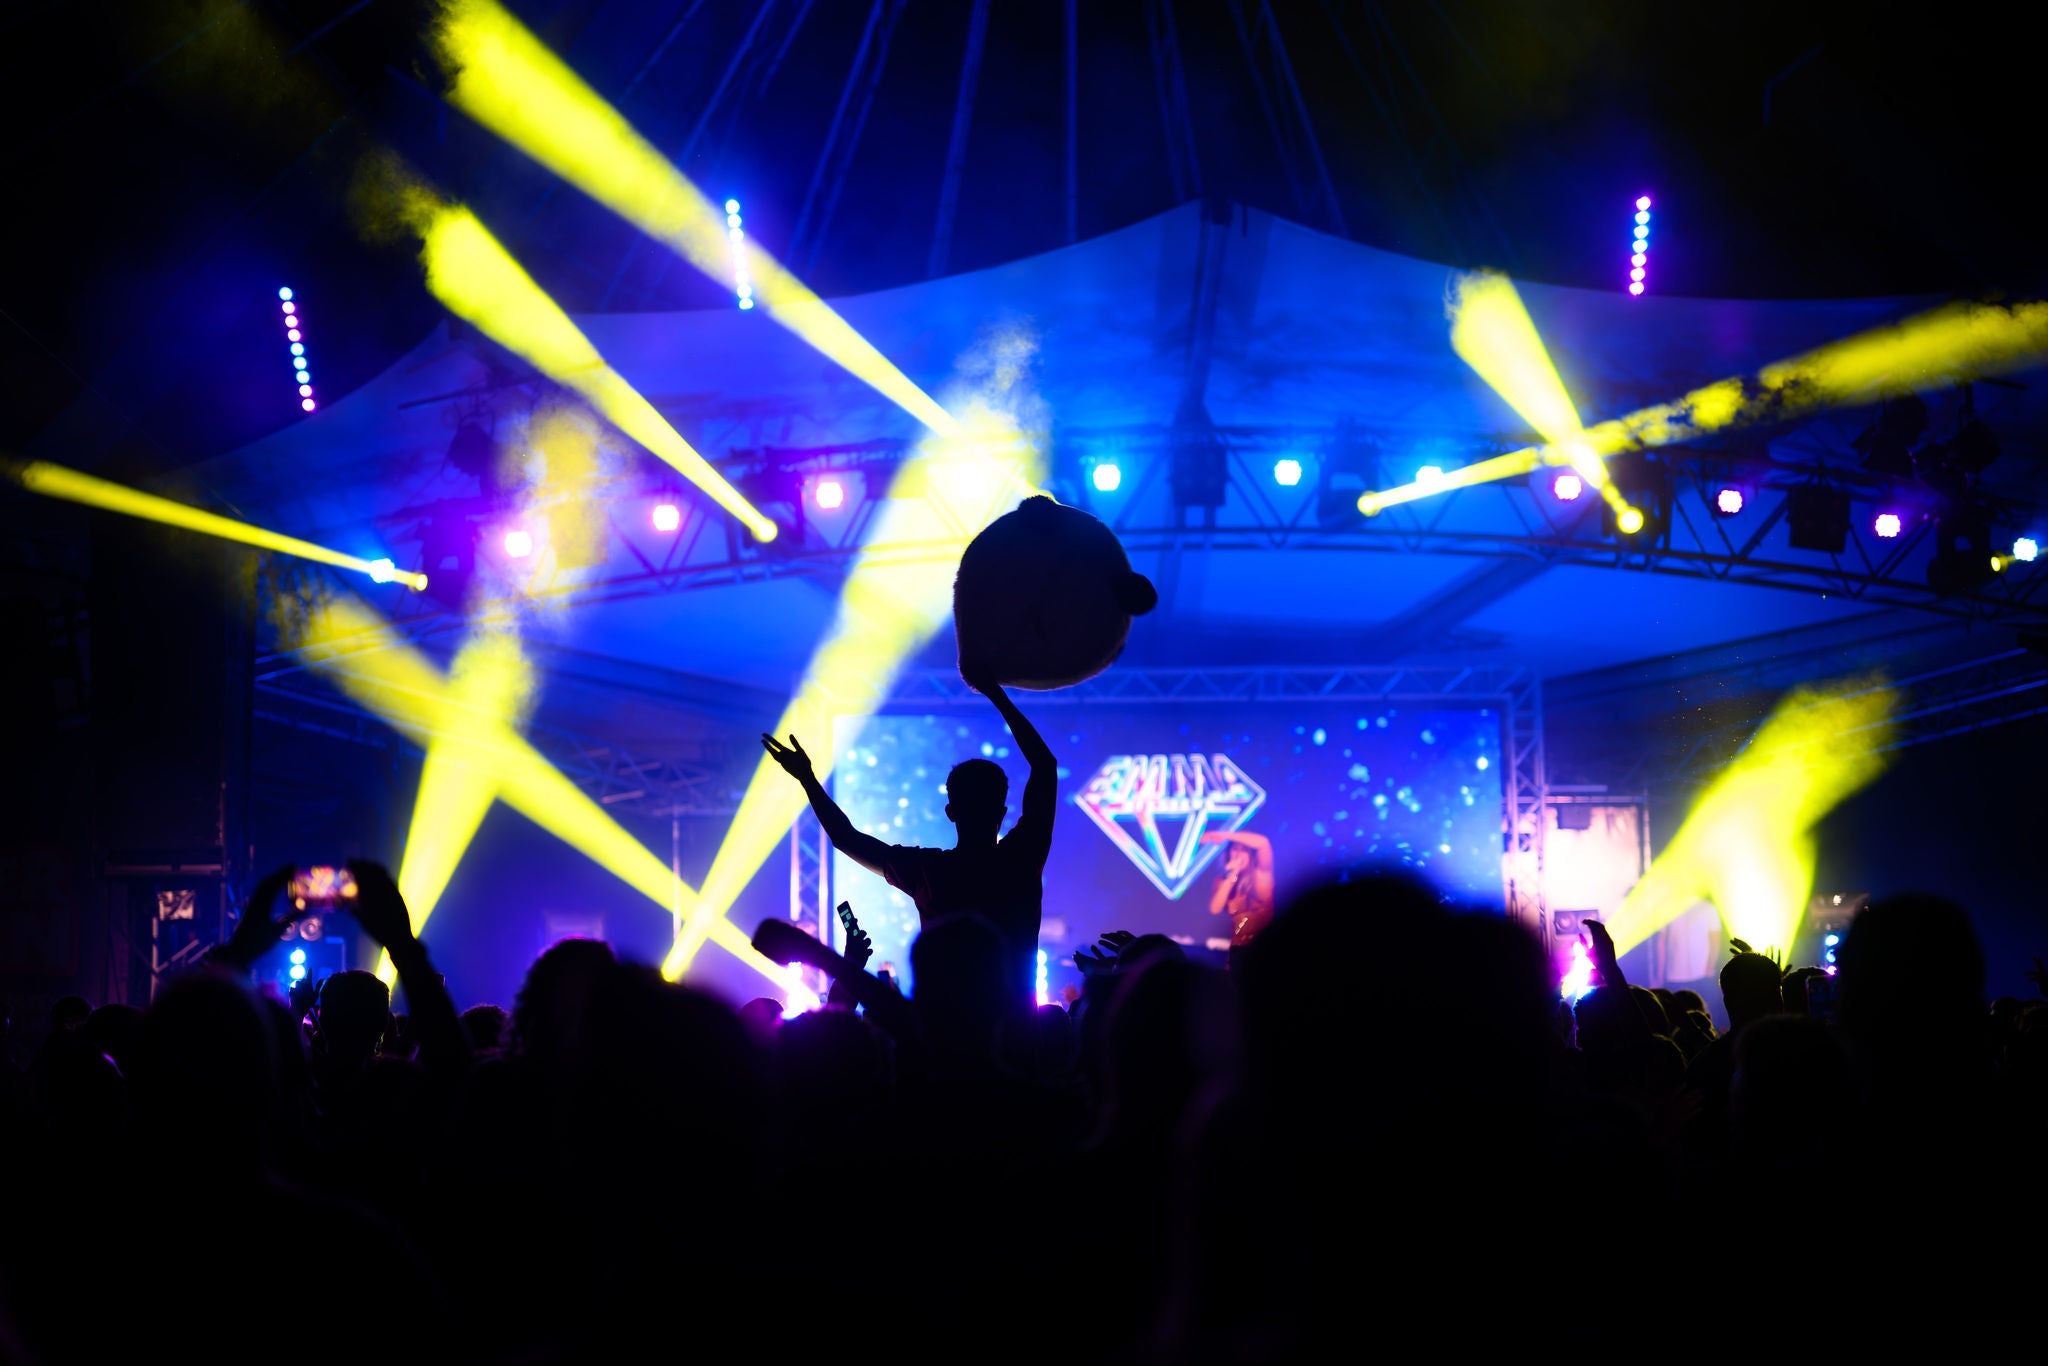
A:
303;409;2048;656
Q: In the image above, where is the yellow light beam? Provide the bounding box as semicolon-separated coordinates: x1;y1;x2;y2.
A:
429;0;960;438
397;194;779;543
1356;296;2048;514
8;460;428;591
1600;678;1897;959
284;592;814;1004
380;625;538;984
663;412;1046;979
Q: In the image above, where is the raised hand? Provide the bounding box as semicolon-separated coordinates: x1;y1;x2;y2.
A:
216;864;300;970
762;732;815;781
346;860;416;950
1583;919;1622;986
844;926;874;974
1098;930;1137;955
1074;945;1117;977
959;655;1001;697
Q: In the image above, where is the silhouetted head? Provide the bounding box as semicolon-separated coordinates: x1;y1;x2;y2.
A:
911;914;1009;1057
1720;951;1786;1030
738;997;785;1045
1671;988;1708;1018
1729;1015;1855;1169
1117;934;1185;971
82;1003;144;1074
313;971;391;1070
1838;894;1984;1054
945;758;1008;842
1630;985;1671;1035
1095;958;1241;1147
49;996;91;1033
459;1004;509;1052
129;975;277;1177
511;937;618;1062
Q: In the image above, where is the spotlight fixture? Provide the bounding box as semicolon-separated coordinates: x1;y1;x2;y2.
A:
1273;457;1303;487
1552;471;1585;502
1713;486;1746;516
1873;512;1903;539
1415;465;1446;487
1092;461;1122;493
813;477;845;510
652;502;681;532
1926;505;1997;595
503;527;533;559
1854;394;1929;479
2015;536;2039;563
1787;484;1851;554
280;287;315;411
369;558;398;583
1603;451;1669;541
1628;195;1651;296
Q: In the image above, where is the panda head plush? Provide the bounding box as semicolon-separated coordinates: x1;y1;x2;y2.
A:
953;495;1158;690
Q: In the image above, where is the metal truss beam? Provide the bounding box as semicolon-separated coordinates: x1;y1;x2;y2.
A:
1629;646;2048;792
252;676;748;817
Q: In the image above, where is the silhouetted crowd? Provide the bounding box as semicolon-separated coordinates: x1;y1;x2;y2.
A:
3;865;2043;1362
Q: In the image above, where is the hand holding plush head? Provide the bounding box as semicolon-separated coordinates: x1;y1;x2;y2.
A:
953;495;1157;690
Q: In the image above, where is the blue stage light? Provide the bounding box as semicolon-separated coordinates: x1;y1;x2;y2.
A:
725;198;753;310
1273;457;1303;487
1092;461;1122;493
288;964;307;981
2015;536;2039;562
278;286;294;301
290;947;307;964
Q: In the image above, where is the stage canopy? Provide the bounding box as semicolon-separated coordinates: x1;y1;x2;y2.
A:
181;202;2046;770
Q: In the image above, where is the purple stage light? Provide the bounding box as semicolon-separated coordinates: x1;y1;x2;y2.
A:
1715;487;1745;515
1874;512;1903;539
652;502;681;532
814;477;845;510
503;527;533;558
1553;471;1585;502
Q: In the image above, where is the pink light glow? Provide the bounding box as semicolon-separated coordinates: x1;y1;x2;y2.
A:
1874;512;1903;539
652;502;681;532
300;398;316;412
1628;282;1645;296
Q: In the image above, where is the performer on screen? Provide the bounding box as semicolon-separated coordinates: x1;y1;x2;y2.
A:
1203;829;1274;962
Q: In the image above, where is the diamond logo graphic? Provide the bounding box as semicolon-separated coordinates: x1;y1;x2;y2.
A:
1072;753;1267;900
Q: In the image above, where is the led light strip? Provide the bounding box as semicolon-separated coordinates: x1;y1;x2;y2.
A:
724;199;754;310
280;287;315;410
1629;196;1651;297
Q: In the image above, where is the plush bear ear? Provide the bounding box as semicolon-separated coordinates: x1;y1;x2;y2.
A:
1116;571;1159;616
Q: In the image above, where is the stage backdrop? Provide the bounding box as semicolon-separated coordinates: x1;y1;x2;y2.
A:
832;702;1504;992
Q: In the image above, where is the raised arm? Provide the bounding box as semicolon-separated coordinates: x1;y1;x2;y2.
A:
1202;830;1274;902
762;732;891;873
965;669;1057;843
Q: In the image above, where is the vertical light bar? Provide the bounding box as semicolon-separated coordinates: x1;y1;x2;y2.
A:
1629;196;1651;297
280;287;315;410
725;198;755;310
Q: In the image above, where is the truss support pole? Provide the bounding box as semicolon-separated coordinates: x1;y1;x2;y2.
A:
795;0;905;277
928;0;993;279
1064;0;1079;244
